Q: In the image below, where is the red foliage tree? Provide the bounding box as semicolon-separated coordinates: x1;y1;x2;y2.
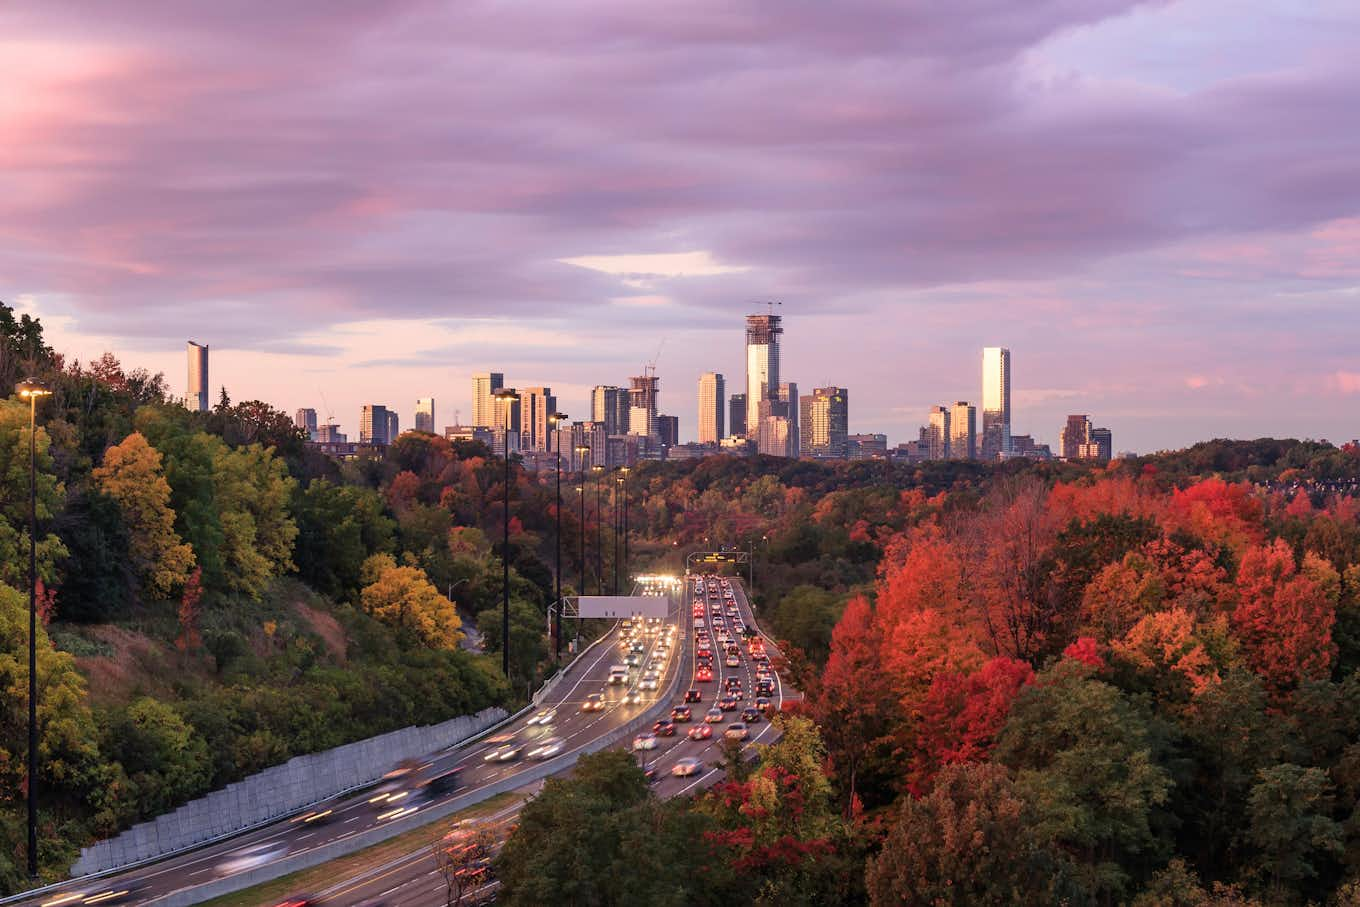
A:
177;566;204;652
1231;540;1336;693
911;656;1034;791
1167;478;1265;554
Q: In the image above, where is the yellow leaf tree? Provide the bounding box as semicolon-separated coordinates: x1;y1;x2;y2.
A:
93;432;196;599
360;559;463;650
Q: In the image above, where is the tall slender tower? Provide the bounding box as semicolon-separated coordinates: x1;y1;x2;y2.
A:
950;401;977;460
697;372;725;443
521;387;557;451
186;341;209;412
744;313;782;437
471;372;504;427
628;371;659;440
981;347;1011;460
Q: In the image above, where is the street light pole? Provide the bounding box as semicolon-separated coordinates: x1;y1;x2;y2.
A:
17;378;50;879
493;389;520;681
618;466;630;593
575;445;589;601
548;413;567;660
613;475;621;595
592;465;603;596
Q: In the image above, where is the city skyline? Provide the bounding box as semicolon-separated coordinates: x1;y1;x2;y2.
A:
5;3;1360;452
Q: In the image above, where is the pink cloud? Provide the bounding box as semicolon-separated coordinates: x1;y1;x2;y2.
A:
1327;371;1360;395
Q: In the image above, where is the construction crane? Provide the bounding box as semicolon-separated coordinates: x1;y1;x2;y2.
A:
318;388;337;427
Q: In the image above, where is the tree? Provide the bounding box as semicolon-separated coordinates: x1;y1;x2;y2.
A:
1247;764;1344;896
177;567;204;652
477;599;546;692
995;662;1175;901
809;595;902;811
101;697;211;821
0;398;67;593
93;432;195;599
866;763;1082;907
290;479;395;599
434;820;496;906
52;488;133;622
360;559;463;650
1113;608;1234;698
1232;540;1337;693
911;656;1033;789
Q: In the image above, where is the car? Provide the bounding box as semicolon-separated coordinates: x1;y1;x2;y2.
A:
718;696;738;711
581;693;606;712
289;806;334;825
688;724;713;741
216;842;289;877
528;737;566;760
672;757;704;777
725;676;743;690
725;655;740;667
741;707;762;723
63;878;149;905
624;688;644;705
482;742;523;763
725;723;749;741
639;677;658;691
696;647;712;659
755;696;772;712
632;733;659;751
704;707;724;723
527;707;557;726
625;654;640;666
684;689;702;703
671;705;692;722
696;667;713;682
653;719;677;736
756;684;773;698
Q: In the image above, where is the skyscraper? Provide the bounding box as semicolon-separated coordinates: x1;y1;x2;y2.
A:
521;387;557;451
591;385;628;436
360;404;390;445
628;372;659;440
729;394;747;438
294;408;318;439
757;412;792;457
658;414;679;448
414;398;435;434
386;410;400;442
492;388;521;437
697;373;725;443
799;387;849;458
471;372;504;427
981;347;1011;460
1062;416;1113;460
950;401;977;460
745;313;782;436
186;341;209;412
927;406;951;459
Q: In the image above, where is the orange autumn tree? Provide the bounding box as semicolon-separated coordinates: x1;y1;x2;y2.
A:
1231;539;1337;693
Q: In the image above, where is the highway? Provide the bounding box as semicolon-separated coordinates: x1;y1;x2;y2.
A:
24;583;684;907
319;573;794;907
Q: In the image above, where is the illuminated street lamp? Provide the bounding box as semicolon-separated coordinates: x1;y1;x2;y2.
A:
548;412;567;660
493;388;520;681
16;377;51;879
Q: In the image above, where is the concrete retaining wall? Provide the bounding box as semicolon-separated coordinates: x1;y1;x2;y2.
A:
70;707;507;877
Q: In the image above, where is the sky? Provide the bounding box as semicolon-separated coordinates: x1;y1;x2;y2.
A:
2;0;1358;453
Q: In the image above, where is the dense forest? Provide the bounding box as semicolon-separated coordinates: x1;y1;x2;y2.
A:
499;446;1360;906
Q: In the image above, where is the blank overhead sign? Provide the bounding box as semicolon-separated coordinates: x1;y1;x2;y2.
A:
578;595;670;619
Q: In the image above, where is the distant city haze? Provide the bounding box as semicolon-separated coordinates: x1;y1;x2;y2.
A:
4;2;1359;451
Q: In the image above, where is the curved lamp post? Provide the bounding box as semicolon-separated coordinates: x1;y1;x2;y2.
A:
574;445;590;599
16;377;51;878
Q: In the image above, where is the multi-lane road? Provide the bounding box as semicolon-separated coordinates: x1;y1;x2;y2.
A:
24;574;793;907
319;574;791;906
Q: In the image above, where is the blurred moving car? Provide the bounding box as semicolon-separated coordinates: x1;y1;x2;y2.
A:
672;757;704;777
215;841;289;877
482;742;524;763
687;724;713;741
527;737;566;760
527;707;557;726
581;692;606;712
632;733;658;751
724;723;749;741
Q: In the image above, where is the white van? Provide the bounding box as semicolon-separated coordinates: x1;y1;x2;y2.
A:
608;665;629;685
